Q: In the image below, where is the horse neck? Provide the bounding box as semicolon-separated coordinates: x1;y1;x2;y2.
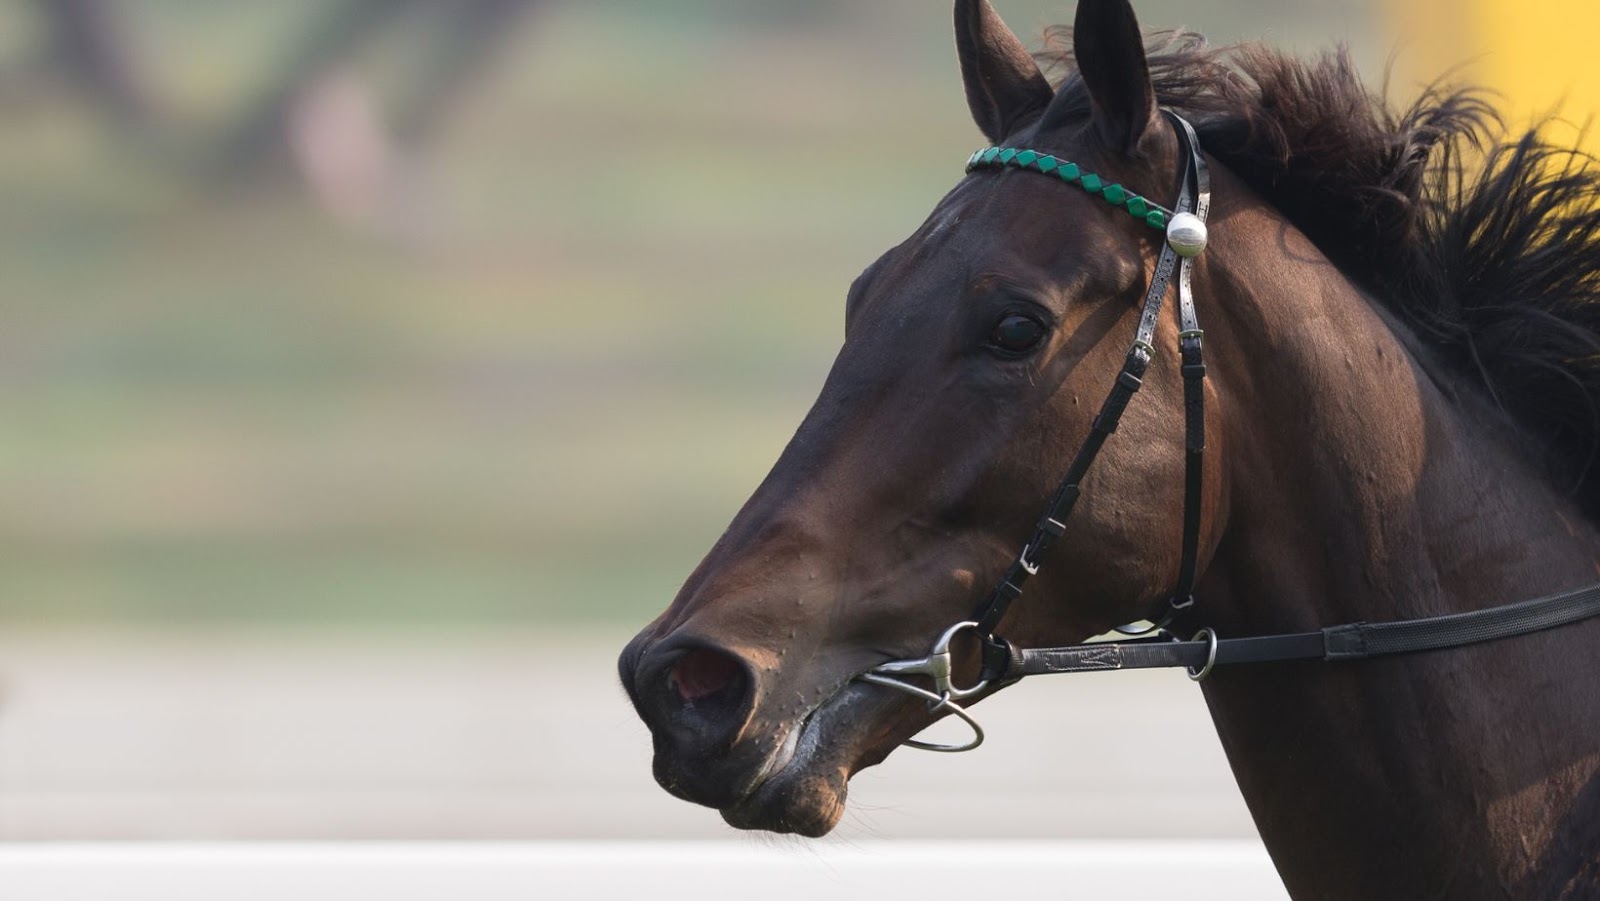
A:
1190;190;1600;896
1199;199;1600;629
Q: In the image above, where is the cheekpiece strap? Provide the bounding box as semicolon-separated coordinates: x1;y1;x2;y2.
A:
1170;111;1211;611
968;111;1210;672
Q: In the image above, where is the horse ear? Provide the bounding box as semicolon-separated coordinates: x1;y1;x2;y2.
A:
954;0;1053;144
1055;0;1158;155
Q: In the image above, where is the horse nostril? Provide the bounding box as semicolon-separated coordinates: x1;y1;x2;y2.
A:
668;647;745;704
633;639;757;755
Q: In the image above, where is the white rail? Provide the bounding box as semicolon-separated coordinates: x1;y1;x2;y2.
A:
0;841;1287;901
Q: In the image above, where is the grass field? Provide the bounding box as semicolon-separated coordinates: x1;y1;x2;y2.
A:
0;1;1380;628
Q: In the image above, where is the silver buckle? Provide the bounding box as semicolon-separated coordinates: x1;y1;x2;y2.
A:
1017;544;1041;576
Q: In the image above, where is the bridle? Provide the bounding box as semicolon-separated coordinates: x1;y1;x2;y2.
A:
857;110;1600;752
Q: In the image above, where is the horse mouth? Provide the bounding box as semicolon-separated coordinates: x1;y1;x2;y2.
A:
717;678;926;836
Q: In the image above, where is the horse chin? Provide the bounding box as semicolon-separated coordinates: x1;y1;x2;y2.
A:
719;680;910;836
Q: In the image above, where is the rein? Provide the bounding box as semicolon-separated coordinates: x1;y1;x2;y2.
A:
858;110;1600;752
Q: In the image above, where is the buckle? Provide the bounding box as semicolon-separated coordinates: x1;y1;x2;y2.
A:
1018;543;1042;576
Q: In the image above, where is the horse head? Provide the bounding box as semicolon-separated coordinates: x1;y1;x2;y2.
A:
612;0;1600;894
619;0;1222;836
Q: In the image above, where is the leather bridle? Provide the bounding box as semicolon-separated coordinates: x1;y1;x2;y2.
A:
857;110;1600;752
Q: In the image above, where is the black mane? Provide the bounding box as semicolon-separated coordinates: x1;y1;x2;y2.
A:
1038;29;1600;519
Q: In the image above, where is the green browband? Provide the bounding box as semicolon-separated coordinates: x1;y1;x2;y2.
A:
966;147;1174;231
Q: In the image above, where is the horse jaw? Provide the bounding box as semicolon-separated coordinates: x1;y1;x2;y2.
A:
716;679;944;836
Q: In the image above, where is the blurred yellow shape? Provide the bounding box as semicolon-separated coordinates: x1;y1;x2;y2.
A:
1391;0;1600;152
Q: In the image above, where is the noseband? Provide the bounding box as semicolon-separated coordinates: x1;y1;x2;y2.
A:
858;110;1600;752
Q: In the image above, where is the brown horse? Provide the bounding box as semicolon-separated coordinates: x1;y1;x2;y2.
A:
619;1;1600;896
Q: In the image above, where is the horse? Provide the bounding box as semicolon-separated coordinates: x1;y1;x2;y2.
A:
618;1;1600;895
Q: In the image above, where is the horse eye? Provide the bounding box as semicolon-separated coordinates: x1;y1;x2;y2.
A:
988;313;1047;355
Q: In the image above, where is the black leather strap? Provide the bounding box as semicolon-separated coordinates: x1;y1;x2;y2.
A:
1001;582;1600;678
1170;111;1210;611
974;352;1151;634
970;112;1202;639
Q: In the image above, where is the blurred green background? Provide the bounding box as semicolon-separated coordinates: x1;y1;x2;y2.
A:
0;0;1381;631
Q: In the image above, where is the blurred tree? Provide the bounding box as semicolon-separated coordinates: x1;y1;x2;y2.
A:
27;0;152;128
218;0;540;173
203;0;541;233
6;0;541;231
